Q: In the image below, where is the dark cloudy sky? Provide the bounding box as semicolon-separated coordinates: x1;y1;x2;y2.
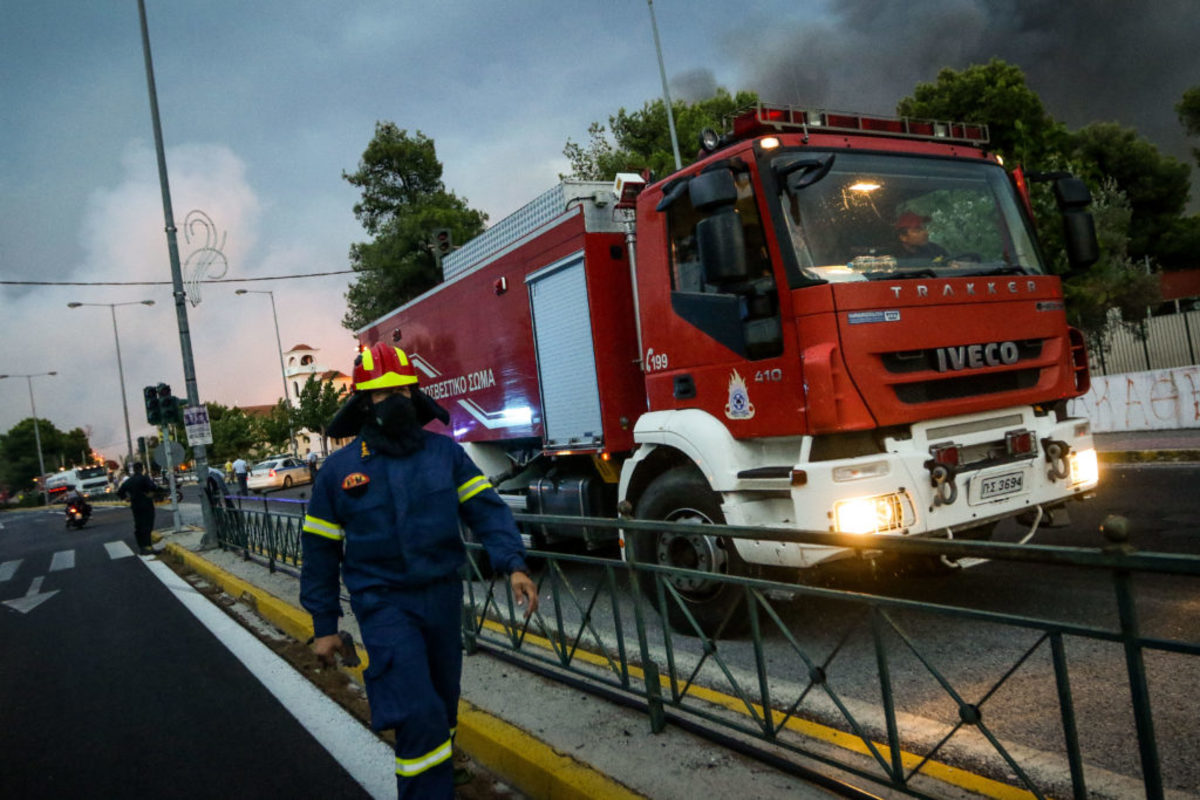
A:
2;0;1195;459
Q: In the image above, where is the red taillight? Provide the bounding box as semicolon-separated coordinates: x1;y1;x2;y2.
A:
268;469;276;478
929;443;960;467
1006;430;1035;456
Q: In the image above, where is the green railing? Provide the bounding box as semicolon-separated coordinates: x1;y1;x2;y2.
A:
211;503;1200;800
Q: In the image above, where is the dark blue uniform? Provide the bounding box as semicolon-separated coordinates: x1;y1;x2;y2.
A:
301;431;528;799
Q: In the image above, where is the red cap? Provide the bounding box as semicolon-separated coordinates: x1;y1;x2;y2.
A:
894;211;931;230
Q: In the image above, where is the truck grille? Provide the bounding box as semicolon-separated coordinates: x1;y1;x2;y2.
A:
893;368;1041;404
881;339;1045;405
881;339;1044;374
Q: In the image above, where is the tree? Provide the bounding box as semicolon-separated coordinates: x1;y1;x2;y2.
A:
341;123;488;331
562;89;759;181
0;418;90;498
1178;85;1200;164
205;402;259;464
1035;176;1161;345
294;375;347;456
259;400;297;456
1066;123;1191;263
896;59;1068;168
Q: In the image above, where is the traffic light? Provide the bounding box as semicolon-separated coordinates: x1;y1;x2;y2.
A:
144;386;161;425
162;395;183;426
137;436;146;453
431;228;452;256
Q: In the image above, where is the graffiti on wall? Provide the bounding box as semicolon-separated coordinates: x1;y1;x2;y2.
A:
1068;365;1200;432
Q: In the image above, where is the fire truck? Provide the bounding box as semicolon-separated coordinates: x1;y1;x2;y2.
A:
357;103;1101;632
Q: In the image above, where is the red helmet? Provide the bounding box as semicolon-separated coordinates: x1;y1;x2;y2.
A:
353;343;418;392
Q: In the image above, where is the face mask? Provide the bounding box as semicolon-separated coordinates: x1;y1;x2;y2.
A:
374;393;419;440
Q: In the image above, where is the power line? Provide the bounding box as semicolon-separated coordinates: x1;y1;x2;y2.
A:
0;269;356;287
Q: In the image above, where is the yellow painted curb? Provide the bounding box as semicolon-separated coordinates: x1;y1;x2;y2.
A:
160;542;641;799
456;701;645;800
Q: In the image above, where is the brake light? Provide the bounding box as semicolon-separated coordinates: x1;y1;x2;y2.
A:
1005;429;1035;457
929;443;960;467
268;469;276;478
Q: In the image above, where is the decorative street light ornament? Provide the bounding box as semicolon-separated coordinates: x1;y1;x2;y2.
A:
182;209;228;307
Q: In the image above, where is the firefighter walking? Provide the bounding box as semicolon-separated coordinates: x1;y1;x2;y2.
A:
300;343;538;799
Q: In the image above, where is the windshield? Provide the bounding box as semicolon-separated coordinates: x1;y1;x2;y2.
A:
775;152;1044;283
79;466;106;479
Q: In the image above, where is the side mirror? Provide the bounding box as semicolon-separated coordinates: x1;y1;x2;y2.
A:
1054;177;1099;272
689;169;738;212
696;211;749;284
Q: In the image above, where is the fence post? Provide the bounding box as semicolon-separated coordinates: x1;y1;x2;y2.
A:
624;526;666;734
1140;317;1152;371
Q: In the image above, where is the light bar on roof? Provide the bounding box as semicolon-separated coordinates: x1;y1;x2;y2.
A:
731;102;989;146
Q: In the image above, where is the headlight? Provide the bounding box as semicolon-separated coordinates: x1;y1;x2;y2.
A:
1070;448;1099;488
833;492;915;535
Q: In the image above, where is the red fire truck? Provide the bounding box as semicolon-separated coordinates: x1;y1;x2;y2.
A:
357;103;1101;632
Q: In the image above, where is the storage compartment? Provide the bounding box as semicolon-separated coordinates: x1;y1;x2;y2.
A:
526;476;616;548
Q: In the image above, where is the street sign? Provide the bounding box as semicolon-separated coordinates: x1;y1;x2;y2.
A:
183;404;214;446
153;440;185;469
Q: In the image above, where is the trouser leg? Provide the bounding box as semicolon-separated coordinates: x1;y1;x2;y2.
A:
355;588;457;800
133;507;154;548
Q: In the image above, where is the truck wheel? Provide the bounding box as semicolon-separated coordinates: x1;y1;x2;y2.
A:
631;466;748;637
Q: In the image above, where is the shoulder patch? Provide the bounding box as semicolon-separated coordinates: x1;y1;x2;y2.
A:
342;473;370;491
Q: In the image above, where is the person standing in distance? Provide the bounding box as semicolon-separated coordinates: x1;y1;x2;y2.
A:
232;455;249;495
301;343;538;800
305;448;318;482
117;463;158;555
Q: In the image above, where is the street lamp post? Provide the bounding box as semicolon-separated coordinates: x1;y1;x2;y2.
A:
235;289;297;455
67;300;155;471
0;371;58;505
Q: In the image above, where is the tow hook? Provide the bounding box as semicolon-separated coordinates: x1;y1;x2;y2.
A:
1042;438;1071;481
927;462;958;506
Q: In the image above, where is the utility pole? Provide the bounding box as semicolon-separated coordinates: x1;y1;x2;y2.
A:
647;0;682;171
138;0;217;547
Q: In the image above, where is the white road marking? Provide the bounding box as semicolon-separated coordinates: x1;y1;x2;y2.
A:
143;559;394;799
49;551;75;571
104;541;135;560
2;575;59;613
0;560;21;583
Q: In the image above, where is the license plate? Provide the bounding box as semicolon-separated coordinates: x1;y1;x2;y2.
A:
978;470;1024;500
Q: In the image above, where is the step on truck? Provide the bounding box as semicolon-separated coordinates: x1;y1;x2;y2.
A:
356;102;1101;634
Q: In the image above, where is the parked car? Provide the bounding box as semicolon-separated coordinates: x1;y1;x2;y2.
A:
246;456;311;491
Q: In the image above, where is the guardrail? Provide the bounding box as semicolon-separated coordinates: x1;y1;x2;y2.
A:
210;503;1200;800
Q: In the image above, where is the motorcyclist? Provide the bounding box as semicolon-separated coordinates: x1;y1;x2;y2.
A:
63;485;92;516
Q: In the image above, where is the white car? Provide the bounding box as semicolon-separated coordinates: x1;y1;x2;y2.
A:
246;456;311;491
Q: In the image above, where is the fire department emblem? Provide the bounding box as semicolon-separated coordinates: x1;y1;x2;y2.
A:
342;473;370;491
724;370;755;420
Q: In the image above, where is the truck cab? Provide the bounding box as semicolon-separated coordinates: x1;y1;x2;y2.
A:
619;105;1099;632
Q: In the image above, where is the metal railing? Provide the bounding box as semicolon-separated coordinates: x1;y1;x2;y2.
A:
1092;308;1200;375
210;503;1200;800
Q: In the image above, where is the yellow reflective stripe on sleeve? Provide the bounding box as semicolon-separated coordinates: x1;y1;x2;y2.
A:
457;475;491;504
302;515;344;541
395;738;452;777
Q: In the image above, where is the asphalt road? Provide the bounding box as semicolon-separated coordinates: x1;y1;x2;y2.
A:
0;504;386;799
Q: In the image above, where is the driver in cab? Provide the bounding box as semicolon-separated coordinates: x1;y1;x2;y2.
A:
893;211;949;260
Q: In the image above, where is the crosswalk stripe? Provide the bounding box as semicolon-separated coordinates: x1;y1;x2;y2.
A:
49;551;75;572
0;560;21;583
104;541;135;560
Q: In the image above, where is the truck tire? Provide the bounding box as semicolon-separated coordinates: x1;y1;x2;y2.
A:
631;466;748;637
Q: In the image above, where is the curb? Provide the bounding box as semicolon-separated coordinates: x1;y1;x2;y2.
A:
1098;449;1200;464
160;540;643;800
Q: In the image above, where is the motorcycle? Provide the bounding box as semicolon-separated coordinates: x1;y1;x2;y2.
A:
64;500;91;530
